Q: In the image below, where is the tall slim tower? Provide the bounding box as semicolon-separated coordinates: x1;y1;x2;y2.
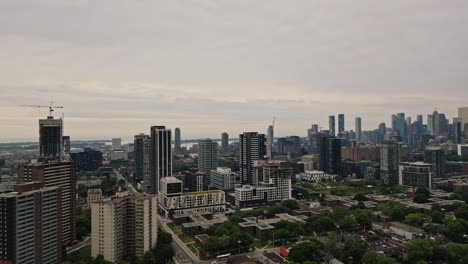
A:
329;115;336;136
355;117;362;142
267;125;274;159
319;136;342;175
134;133;151;189
338;114;345;136
380;140;399;186
174;128;181;150
198;139;218;175
39;116;63;157
150;126;172;194
221;132;229;151
240;132;266;185
459;107;468;133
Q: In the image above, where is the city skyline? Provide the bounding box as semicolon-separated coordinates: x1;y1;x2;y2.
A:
1;1;468;141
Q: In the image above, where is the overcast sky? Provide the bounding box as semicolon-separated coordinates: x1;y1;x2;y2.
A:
1;0;467;142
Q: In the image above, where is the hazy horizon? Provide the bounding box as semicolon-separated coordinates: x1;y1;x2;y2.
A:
1;1;467;142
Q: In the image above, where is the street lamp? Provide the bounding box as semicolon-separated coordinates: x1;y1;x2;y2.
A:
238;240;242;253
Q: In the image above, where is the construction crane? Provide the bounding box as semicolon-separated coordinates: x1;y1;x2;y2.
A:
272;116;275;127
20;101;64;117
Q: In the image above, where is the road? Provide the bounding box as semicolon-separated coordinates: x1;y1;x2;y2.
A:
66;237;91;254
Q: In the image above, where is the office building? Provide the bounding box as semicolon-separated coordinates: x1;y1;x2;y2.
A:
329;115;336;136
149;126;172;193
198;139;218;175
158;177;226;218
221;132;229;151
380;141;400;186
18;159;76;245
319;136;342;175
134;134;151;187
458;145;468;157
338;114;345;136
267;125;274;159
174;128;181;150
355;117;362;142
432;110;448;137
459;107;468;133
209;167;240;190
112;138;122;150
399;162;432;189
424;147;445;179
276;136;301;155
240;132;266;184
39;116;63;157
184;171;206;192
91;191;158;263
454;118;463;144
70;148;103;171
0;183;62;264
393;113;407;143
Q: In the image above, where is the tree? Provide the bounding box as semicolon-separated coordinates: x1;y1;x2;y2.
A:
362;251;395;264
403;213;426;228
136;251;154;264
288;240;321;263
431;210;445;224
93;255;113;264
445;218;468;243
343;238;368;264
339;215;358;229
281;199;299;210
274;229;290;243
413;194;429;204
354;193;368;202
416;187;431;196
454;204;468;221
353;209;373;227
446;243;468;264
308;215;335;233
431;203;442;212
378;201;414;222
404;239;437;263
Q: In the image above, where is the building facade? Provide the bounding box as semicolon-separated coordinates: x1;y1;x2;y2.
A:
198;139;218;175
0;184;62;264
319;136;342;175
70;148;103;171
91;191;158;263
39;116;63;158
399;162;432;188
380;141;400;186
134;134;151;188
18;159;76;245
149;126;172;193
240;132;266;185
209;167;240;190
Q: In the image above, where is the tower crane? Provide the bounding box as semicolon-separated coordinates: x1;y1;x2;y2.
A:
20;101;64;117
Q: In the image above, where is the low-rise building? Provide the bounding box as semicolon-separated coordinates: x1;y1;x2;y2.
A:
399;162;432;188
158;177;226;218
210;167;240;190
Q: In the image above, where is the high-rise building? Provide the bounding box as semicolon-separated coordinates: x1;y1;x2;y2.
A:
70;148;103;171
432;110;448;137
221;132;229;151
355;117;362;142
399;162;432;189
18;159;76;245
380;140;400;186
459;107;468;133
240;132;266;184
267;125;274;159
174;128;181;150
276;136;301;155
427;114;434;135
378;123;387;143
112;138;122;150
39;116;63;157
417;115;423;126
329;116;336;136
149;126;172;193
134;134;151;188
198;139;218;175
454;118;463;144
424;147;445;180
91;191;158;263
63;135;71;154
0;183;62;264
319;136;342;175
338;114;345;136
393;113;407;143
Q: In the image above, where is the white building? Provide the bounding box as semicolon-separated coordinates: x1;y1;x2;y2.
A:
296;170;335;185
158;177;226;218
209;167;240;190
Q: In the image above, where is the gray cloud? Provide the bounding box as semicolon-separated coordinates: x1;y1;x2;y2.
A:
0;0;467;141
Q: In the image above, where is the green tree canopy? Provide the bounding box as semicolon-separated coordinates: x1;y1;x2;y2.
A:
403;213;426;228
405;239;437;263
362;251;395;264
288;240;321;263
446;243;468;264
343;238;369;264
